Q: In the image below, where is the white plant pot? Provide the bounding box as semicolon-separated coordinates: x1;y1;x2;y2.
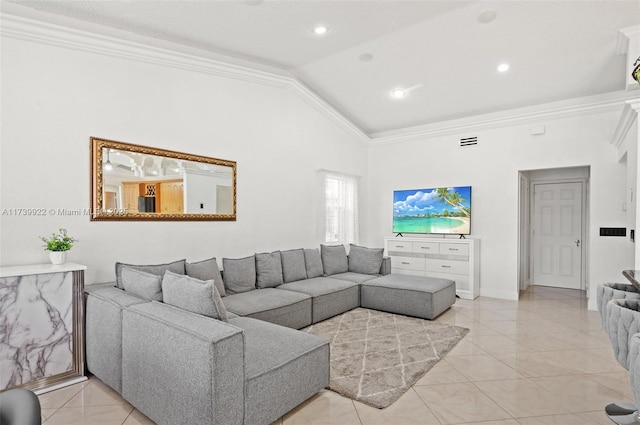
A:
49;251;68;265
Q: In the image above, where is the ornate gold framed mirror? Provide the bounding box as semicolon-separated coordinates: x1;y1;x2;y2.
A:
90;137;236;221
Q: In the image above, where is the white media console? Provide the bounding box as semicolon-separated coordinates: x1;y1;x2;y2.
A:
384;236;479;300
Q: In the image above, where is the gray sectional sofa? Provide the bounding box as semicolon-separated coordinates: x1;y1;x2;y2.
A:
85;244;456;425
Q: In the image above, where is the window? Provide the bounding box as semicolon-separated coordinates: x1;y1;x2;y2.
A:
318;170;359;244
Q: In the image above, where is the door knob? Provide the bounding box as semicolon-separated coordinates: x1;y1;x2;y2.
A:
575;239;581;247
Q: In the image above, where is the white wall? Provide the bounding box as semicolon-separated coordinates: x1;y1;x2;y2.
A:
182;169;230;214
365;113;634;308
0;26;367;284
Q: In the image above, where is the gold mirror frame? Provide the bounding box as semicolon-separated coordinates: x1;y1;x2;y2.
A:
90;137;236;221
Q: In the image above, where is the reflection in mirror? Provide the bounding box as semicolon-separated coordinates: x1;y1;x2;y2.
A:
91;137;236;221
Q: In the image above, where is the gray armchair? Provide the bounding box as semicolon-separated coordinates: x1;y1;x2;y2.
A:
604;299;640;424
597;283;640;333
0;388;41;425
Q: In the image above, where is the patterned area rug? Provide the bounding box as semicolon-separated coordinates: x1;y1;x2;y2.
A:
306;308;469;409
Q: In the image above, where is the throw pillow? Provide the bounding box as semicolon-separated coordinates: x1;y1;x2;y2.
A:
281;249;307;283
320;244;349;276
121;266;163;301
115;259;185;289
255;251;284;288
186;257;226;297
304;248;324;278
222;255;257;294
161;271;228;322
348;244;384;275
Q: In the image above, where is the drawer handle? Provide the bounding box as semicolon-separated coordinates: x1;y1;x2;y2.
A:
420;247;430;250
441;265;451;268
396;245;405;248
401;262;410;265
448;248;459;251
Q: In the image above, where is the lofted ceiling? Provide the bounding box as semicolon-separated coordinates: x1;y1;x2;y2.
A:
3;0;640;135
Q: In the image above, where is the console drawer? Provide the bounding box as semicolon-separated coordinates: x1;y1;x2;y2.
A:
439;243;469;256
412;241;439;253
384;236;479;300
391;256;426;271
425;258;468;275
387;240;413;253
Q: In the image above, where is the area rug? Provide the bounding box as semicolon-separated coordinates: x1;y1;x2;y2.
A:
305;307;469;409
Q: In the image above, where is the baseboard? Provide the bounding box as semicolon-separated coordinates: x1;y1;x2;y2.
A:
478;288;519;301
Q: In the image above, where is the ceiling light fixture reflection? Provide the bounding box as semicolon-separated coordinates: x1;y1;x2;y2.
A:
390;88;408;99
497;63;510;73
104;150;114;171
313;25;328;36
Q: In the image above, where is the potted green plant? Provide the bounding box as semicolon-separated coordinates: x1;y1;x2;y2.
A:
39;228;77;265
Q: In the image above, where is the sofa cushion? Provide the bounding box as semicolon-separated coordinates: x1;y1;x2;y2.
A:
280;249;307;283
278;277;360;323
320;244;348;276
304;248;324;278
161;271;228;322
278;277;356;299
115;259;185;289
328;272;379;284
122;302;244;425
121;267;163;301
85;287;149;394
348;244;384;275
255;251;284;288
223;255;256;295
222;288;312;329
361;274;456;320
186;257;226;297
227;316;329;425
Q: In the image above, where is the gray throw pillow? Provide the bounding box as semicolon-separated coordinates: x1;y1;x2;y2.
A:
161;271;228;322
115;259;185;289
304;248;324;278
256;251;284;288
162;272;227;322
121;266;163;301
222;255;256;294
281;249;307;283
348;244;384;275
320;244;348;276
186;257;226;297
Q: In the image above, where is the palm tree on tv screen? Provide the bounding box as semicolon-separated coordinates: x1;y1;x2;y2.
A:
435;188;470;218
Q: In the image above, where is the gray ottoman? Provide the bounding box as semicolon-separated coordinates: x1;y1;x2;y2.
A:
361;274;456;320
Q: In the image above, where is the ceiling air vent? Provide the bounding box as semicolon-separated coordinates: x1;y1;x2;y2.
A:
459;136;478;148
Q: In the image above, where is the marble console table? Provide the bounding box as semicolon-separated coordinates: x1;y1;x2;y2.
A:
623;270;640;291
0;263;87;394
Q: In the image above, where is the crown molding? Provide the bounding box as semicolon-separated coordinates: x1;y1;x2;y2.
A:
2;12;635;148
369;91;639;145
617;25;640;55
0;13;371;145
610;98;640;152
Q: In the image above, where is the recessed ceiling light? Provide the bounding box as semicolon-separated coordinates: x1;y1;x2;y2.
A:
477;10;497;24
313;25;328;36
497;63;510;73
390;88;408;99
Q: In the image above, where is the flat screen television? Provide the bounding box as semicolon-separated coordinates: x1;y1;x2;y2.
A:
393;186;471;235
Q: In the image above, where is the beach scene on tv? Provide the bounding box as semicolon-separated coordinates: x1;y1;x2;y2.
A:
393;186;471;235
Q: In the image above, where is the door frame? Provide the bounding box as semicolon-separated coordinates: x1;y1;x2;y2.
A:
528;177;589;292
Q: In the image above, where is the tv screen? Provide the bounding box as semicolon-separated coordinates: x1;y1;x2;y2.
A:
393;186;471;235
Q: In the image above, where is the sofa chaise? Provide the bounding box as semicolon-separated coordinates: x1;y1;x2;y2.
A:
85;244;457;425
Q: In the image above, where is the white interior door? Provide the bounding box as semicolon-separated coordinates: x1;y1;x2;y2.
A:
532;182;583;289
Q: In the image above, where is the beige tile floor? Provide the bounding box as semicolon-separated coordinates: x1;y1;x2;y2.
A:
39;285;632;424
